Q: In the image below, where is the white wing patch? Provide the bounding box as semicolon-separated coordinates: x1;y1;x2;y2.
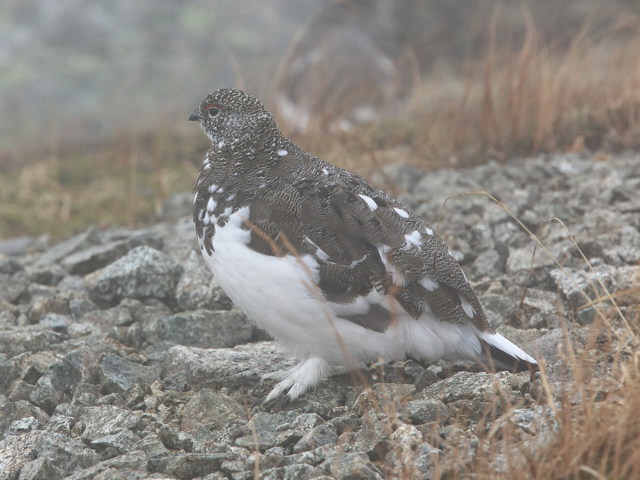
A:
304;236;330;261
459;296;475;318
404;230;422;246
393;207;409;218
419;276;439;292
358;194;378;211
378;245;405;286
207;196;217;212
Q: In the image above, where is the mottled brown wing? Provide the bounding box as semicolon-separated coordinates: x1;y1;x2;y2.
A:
245;175;490;332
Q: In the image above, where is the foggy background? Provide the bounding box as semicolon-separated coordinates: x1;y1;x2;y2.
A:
1;0;639;240
2;0;636;151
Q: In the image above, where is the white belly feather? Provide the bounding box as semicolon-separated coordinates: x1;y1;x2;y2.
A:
199;207;485;368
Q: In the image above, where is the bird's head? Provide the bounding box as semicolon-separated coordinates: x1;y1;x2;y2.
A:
189;88;278;149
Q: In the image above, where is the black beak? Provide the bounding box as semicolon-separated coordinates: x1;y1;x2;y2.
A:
189;111;200;122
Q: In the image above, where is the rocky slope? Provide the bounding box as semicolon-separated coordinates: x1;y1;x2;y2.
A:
0;153;638;479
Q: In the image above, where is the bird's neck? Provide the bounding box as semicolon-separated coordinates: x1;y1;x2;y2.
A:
195;136;296;202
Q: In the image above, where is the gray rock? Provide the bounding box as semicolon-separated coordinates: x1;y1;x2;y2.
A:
161;342;295;393
0;271;29;303
414;368;439;391
31;432;100;477
550;266;616;312
40;313;71;333
175;251;232;311
351;410;392;462
78;405;145;455
292;423;338;453
0;431;40;480
262;463;323;480
274;413;325;448
0;237;41;257
61;232;162;276
84;246;182;305
142;310;254;349
100;354;161;394
384;424;438;480
0;328;65;358
420;371;529;422
8;416;41;434
519;288;563;329
31;228;98;268
235;411;300;452
65;451;147;480
326;452;383;480
17;457;60;480
147;452;230;479
0;354;17;393
470;248;504;279
406;397;450;425
25;264;67;286
30;347;103;414
0;398;49;437
506;245;557;274
0;258;23;275
179;389;246;442
27;294;70;323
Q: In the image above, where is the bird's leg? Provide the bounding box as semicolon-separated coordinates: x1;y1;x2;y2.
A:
263;356;331;403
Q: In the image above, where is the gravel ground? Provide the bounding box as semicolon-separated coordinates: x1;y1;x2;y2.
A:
0;152;638;479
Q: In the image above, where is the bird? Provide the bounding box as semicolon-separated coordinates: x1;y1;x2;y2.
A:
188;88;538;402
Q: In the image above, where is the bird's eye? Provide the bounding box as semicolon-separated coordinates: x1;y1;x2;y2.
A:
207;106;220;117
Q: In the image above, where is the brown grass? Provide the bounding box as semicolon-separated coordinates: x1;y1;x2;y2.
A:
2;15;640;239
459;318;640;480
0;128;207;240
318;14;640;169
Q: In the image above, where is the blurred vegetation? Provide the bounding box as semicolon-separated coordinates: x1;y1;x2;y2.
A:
1;1;640;241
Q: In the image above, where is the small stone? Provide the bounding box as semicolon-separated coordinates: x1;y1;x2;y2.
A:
142;309;254;348
180;389;246;442
406;397;450;425
17;457;59;480
385;424;438;480
100;353;161;394
30;347;103;414
236;411;300;452
327;452;383;480
175;251;232;311
85;246;183;306
25;264;67;286
147;452;229;479
9;416;41;434
33;228;98;268
550;266;616;311
27;294;70;324
32;432;100;476
292;423;338;453
414;369;439;391
61;239;136;275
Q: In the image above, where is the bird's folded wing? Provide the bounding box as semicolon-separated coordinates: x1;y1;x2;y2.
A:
245;176;490;333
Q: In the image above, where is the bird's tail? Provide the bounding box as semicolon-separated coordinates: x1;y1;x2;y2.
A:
478;331;539;373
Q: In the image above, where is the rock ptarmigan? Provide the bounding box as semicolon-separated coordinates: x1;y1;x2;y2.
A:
189;88;538;402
